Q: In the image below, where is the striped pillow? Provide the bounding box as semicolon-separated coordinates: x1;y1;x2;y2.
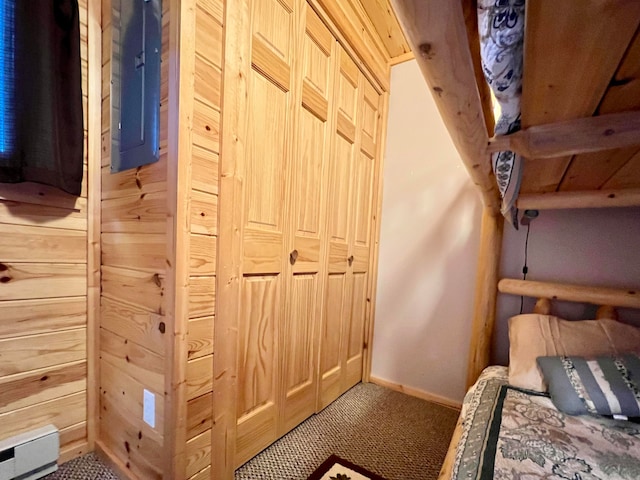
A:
537;354;640;417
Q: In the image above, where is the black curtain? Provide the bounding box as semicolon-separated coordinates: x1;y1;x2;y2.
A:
0;0;83;196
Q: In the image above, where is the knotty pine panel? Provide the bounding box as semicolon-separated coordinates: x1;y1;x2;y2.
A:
0;329;86;378
185;429;212;479
0;263;87;301
101;297;165;356
191;146;219;195
0;361;86;415
0;391;86;443
0;297;86;340
189;233;217;277
100;328;164;394
102;232;167;273
186;392;212;440
0;200;87;231
186;355;214;401
100;359;165;436
188;276;216;319
101;266;165;314
187;316;214;360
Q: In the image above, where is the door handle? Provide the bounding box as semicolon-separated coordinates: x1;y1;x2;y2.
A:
289;249;299;265
347;255;354;266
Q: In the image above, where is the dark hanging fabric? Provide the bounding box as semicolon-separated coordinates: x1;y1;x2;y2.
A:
0;0;84;196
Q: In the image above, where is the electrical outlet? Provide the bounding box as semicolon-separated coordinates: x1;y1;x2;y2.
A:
143;389;155;428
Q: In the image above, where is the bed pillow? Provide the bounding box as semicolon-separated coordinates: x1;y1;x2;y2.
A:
537;354;640;416
508;314;640;392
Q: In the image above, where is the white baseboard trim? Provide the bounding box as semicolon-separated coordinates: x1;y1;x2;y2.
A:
368;376;462;411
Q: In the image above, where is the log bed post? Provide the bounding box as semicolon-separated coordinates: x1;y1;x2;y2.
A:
392;0;505;387
466;209;504;388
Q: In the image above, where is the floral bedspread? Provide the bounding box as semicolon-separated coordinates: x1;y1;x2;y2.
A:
450;367;640;480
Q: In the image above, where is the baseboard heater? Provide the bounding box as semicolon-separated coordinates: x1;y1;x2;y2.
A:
0;425;59;480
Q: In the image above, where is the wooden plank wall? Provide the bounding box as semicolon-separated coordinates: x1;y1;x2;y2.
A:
0;0;91;464
99;1;170;478
184;1;223;479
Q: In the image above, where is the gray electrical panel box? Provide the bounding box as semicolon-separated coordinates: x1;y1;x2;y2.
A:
111;0;162;173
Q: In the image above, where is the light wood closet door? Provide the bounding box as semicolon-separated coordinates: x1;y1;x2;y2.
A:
345;78;380;390
318;47;360;409
235;0;297;465
280;5;336;434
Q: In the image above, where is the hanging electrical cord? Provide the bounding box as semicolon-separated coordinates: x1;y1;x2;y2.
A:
518;209;538;314
519;222;531;314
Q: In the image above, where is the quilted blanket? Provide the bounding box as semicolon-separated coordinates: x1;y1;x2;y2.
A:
450;367;640;480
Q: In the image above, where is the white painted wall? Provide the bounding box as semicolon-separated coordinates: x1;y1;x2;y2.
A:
370;60;483;404
494;207;640;365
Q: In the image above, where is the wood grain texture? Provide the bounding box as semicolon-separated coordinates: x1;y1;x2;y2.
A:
498;278;640;309
517;188;640;210
100;328;165;393
185;429;212;479
391;0;499;211
0;361;86;415
603;150;640;189
189;234;217;276
101;266;165;314
165;0;196;477
101;297;165;356
0;329;86;378
186;392;212;440
187;316;214;360
0;263;86;301
0;297;86;340
0;391;87;443
487;111;640;159
87;0;101;449
186;355;213;401
102;233;167;273
214;0;248;473
359;0;410;58
466;209;504;388
313;0;389;90
519;0;640;193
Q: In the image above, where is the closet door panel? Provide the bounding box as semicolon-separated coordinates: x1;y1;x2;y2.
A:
327;134;355;273
236;0;295;464
345;271;367;389
351;150;375;272
281;4;334;431
242;72;288;274
236;275;281;465
319;272;351;409
281;273;317;430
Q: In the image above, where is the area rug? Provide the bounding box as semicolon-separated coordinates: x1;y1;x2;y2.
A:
308;455;387;480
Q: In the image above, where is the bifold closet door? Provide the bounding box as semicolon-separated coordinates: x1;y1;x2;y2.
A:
319;51;382;408
279;5;336;434
344;79;380;390
235;0;297;465
319;47;360;409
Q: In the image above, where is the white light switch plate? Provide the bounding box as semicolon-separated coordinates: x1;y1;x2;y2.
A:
143;389;155;428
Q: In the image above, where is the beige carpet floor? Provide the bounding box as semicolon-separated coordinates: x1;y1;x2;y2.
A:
235;382;459;480
46;382;459;479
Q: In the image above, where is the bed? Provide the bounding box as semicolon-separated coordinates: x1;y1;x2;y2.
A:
438;294;640;480
445;366;640;480
386;2;640;478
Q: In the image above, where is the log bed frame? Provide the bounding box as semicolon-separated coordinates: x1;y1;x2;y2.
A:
438;283;640;479
388;3;640;476
390;0;640;389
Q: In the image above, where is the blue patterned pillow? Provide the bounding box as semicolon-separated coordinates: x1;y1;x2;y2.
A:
537;354;640;416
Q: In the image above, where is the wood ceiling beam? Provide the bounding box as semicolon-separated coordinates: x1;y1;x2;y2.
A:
498;278;640;310
487;110;640;159
516;188;640;210
391;0;500;212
